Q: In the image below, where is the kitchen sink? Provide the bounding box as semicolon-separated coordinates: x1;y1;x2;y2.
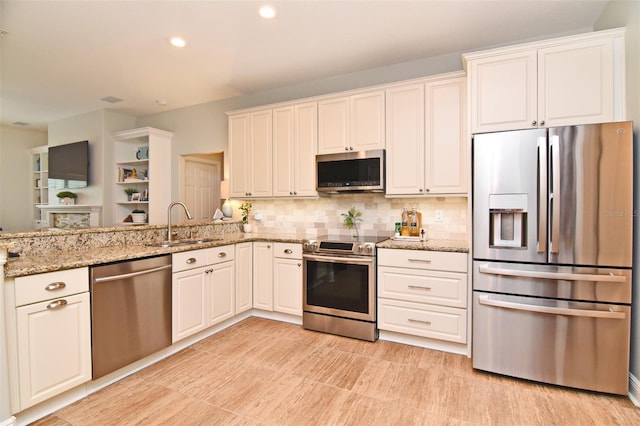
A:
146;238;221;248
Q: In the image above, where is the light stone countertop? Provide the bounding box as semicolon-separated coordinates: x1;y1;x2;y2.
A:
4;231;468;278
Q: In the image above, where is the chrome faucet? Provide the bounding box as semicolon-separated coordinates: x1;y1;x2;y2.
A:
167;201;193;242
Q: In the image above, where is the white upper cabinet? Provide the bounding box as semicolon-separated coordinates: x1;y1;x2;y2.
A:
385;73;467;196
318;90;385;154
273;102;318;197
465;28;625;133
229;110;273;198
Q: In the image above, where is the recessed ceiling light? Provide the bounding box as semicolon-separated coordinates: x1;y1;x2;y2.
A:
155;99;167;106
169;37;187;48
259;5;276;19
12;121;29;126
101;96;124;104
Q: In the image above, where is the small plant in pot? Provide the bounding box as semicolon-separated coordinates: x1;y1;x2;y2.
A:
124;187;137;201
131;209;147;224
56;191;77;205
341;206;363;239
239;202;252;232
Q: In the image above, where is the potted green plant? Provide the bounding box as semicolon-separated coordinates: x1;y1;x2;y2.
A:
124;187;137;201
131;209;147;224
239;202;252;232
56;191;78;206
341;206;363;238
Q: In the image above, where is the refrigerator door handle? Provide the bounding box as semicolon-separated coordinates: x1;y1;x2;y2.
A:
478;294;626;319
478;264;626;283
550;135;560;254
537;137;547;253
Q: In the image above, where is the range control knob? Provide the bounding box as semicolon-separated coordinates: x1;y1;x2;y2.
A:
363;244;374;254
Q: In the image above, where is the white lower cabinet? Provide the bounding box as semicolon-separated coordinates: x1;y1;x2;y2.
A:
7;267;91;412
252;241;303;316
273;243;303;316
172;245;235;343
377;249;468;347
235;242;253;313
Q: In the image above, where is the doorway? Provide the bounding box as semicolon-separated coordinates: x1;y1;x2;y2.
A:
180;153;223;222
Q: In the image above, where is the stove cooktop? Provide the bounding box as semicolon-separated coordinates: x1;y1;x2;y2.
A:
302;235;390;256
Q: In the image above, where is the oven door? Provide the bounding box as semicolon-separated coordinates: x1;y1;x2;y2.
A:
303;253;375;322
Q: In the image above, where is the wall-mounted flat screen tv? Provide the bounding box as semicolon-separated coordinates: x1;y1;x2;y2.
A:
48;140;89;189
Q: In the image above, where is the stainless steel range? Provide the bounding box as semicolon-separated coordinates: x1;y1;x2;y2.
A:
302;235;387;341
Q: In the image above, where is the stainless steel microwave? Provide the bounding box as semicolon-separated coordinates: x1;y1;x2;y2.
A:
316;149;385;193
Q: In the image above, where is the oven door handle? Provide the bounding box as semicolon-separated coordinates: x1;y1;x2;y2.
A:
478;295;626;319
478;264;626;283
303;254;374;264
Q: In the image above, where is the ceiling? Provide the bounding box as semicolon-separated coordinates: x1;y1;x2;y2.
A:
0;0;611;130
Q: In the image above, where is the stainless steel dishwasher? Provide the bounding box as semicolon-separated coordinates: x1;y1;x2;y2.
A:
90;254;172;379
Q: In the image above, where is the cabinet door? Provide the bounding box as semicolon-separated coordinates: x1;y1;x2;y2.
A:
318;97;349;154
350;91;385;151
469;50;537;133
172;266;207;342
538;37;615;127
206;261;235;326
273;257;303;316
252;242;274;311
229;114;250;198
16;292;91;410
385;83;425;195
425;77;467;194
293;102;318;196
235;242;253;313
250;110;273;197
273;106;295;197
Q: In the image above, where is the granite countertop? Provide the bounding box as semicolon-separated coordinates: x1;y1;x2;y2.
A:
3;232;305;278
4;232;468;278
376;238;469;253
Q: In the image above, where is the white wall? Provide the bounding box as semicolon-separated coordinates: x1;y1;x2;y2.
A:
595;0;640;395
0;125;47;232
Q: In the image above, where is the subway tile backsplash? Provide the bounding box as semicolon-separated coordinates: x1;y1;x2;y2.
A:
228;194;468;241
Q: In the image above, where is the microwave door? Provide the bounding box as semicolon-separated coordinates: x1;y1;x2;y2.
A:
472;129;547;263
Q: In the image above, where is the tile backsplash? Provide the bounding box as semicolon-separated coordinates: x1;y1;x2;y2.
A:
228;194;468;241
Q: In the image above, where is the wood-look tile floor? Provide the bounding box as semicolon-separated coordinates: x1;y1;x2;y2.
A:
34;317;640;426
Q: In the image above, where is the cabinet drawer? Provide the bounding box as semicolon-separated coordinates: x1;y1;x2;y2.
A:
14;267;89;306
207;245;235;264
378;266;467;308
274;242;302;259
173;249;208;272
378;298;467;343
378;248;467;272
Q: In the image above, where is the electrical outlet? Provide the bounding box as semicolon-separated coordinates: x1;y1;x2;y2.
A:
435;210;444;222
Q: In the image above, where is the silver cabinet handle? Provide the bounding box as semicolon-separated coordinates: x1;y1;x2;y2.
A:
297;263;301;267
408;285;431;291
478;294;626;319
540;120;545;126
45;282;66;291
408;258;431;263
532;120;537;126
47;299;68;310
408;318;431;325
186;258;197;264
267;245;271;249
218;252;227;258
284;249;293;254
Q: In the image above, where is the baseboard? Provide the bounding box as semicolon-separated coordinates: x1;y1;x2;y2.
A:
629;373;640;407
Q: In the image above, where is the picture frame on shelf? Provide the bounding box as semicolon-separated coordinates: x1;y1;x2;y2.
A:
131;192;141;201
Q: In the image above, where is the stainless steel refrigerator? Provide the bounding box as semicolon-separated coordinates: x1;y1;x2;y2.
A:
472;121;633;395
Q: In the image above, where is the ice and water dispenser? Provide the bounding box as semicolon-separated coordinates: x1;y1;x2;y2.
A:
488;194;527;249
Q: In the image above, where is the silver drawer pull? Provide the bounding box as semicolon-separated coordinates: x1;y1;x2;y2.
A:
408;318;431;325
47;300;68;310
408;285;432;291
45;282;66;291
284;249;293;254
186;258;197;264
218;252;227;258
408;258;431;263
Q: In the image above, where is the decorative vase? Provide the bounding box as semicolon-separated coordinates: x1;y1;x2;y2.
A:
221;199;233;218
243;223;253;233
131;213;147;224
60;197;75;206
